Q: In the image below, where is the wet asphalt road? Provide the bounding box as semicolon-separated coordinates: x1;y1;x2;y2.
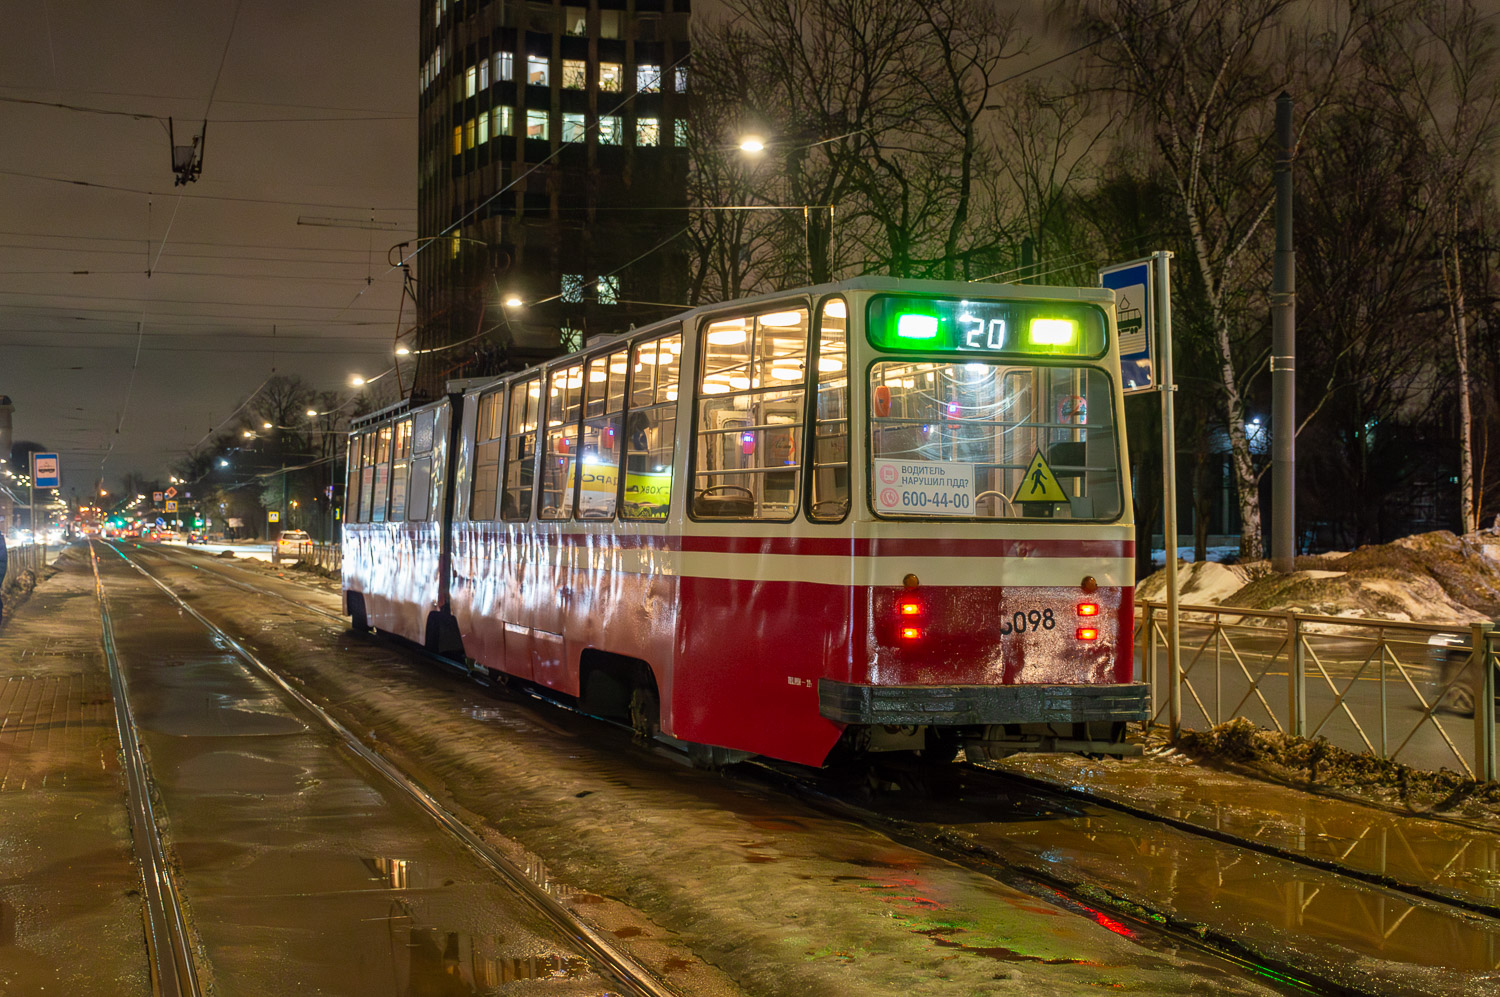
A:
92;542;631;996
90;540;1302;997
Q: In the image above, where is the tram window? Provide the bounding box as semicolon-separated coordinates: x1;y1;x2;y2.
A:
394;418;413;460
407;457;431;521
692;307;808;520
345;434;365;524
470;389;504;520
578;349;627;520
370;424;395;524
622;333;680;520
413;409;437;454
389;458;410;521
810;297;850;521
539;364;584;519
502;378;540;519
868;361;1122;521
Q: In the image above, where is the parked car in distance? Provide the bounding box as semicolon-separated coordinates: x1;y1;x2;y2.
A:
187;532;208;545
275;529;311;561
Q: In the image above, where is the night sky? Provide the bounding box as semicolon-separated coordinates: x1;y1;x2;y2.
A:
0;1;417;497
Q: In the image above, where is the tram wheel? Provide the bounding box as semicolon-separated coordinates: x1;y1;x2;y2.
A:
628;685;659;742
349;601;369;634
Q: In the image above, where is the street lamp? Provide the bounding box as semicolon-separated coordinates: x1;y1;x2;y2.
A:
735;128;868;284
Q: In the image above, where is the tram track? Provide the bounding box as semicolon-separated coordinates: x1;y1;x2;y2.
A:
90;546;203;997
93;539;679;997
125;543;1321;993
119;540;1500;994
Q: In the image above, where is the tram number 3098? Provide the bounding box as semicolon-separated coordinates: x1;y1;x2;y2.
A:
999;608;1056;635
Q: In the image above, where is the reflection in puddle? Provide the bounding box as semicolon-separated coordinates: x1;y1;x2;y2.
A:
398;927;590;993
367;856;411;890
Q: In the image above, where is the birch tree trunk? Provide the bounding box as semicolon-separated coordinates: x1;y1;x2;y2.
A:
1445;237;1477;533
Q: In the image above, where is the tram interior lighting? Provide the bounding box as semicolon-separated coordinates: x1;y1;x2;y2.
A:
1029;317;1078;346
896;313;939;340
824;300;847;318
1077;602;1100;617
1077;627;1100;641
759;311;803;327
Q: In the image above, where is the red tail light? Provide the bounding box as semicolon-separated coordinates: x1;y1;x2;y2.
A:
1077;602;1099;617
897;595;925;617
1077;627;1100;641
900;626;924;642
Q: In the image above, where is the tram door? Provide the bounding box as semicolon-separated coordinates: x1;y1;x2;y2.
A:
701;401;799;516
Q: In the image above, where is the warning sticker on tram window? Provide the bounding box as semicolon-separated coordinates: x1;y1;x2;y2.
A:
874;460;977;516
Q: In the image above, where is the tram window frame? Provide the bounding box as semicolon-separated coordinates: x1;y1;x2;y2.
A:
688;302;810;522
389;418;414;522
371;423;395;524
576;347;628;521
621;330;682;522
862;358;1125;523
539;363;585;520
470;388;505;521
805;295;851;523
359;427;378;523
502;377;540;520
407;407;438;523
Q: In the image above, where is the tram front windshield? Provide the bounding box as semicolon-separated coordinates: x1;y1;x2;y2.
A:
869;361;1121;521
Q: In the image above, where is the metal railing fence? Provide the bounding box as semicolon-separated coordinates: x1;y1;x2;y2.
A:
2;543;52;591
294;541;342;573
1137;601;1498;781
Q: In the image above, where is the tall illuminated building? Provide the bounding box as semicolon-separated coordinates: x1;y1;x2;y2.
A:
413;0;691;398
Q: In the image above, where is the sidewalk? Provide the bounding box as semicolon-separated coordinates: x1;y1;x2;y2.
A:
0;548;148;993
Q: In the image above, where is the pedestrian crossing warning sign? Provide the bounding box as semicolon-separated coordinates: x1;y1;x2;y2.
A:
1012;450;1068;504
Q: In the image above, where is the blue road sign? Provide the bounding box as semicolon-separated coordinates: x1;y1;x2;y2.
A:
33;453;60;488
156;518;166;530
1099;261;1154;393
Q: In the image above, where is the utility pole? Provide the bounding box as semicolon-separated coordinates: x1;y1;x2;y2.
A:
1271;92;1297;572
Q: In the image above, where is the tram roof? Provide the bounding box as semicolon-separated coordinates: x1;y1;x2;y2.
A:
441;276;1115;399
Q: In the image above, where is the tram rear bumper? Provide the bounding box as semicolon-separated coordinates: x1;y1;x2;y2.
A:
817;680;1150;726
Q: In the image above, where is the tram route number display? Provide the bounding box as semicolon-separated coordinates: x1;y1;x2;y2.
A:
873;460;976;516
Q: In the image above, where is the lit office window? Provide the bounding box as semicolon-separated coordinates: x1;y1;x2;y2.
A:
561;274;585;303
599;62;622;93
528;55;550;86
598;116;622;145
561;59;587;90
527;109;549;140
478;112;490;144
492;106;513;137
452;125;462;155
494;51;513;81
434;0;442;27
562;113;587;143
464;117;476;149
479;59;489;89
600;10;621;38
676;67;688;92
637;118;659;146
565;6;587;35
465;65;477;98
637;64;661;93
675;119;687;146
598;275;620;304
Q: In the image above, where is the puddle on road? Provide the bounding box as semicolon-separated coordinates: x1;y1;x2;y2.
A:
398;926;591;990
946;804;1500;975
1008;755;1500;910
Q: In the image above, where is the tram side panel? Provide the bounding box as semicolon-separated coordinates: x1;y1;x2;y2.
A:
669;539;852;767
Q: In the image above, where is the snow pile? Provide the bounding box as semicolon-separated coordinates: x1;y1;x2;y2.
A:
1137;530;1500;625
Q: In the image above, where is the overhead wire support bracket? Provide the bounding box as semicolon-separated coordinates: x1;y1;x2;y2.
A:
168;117;206;185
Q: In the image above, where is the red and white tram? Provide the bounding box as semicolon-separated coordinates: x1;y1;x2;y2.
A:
342;277;1147;767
